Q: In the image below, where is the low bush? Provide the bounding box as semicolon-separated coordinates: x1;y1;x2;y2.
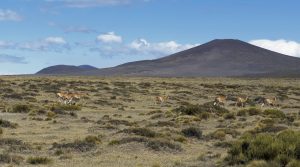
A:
263;109;285;119
27;156;52;165
181;127;202;139
52;136;99;152
223;113;236;120
11;104;31;113
239;107;262;116
109;137;182;152
0;153;24;164
0;119;18;128
225;130;300;166
173;102;229;116
121;128;157;138
50;104;81;112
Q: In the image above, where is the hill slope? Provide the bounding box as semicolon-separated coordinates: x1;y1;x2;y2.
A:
36;39;300;77
36;65;98;75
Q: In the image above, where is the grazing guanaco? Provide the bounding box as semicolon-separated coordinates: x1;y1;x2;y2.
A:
155;95;169;105
235;96;248;107
56;92;85;105
261;97;277;107
213;95;227;106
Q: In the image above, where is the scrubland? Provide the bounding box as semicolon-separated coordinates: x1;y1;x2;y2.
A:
0;76;300;167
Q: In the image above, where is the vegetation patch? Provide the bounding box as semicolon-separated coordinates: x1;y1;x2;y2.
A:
50;103;82;111
109;137;182;152
10;104;31;113
27;156;52;165
181;127;202;139
263;109;286;119
225;130;300;166
0;119;18;128
0;153;24;164
121;128;158;138
0;138;31;153
52;136;100;152
173;102;229;116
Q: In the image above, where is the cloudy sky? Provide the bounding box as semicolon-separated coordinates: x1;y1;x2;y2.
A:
1;0;300;74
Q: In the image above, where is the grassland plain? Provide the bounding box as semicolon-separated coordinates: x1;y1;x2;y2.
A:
0;76;300;167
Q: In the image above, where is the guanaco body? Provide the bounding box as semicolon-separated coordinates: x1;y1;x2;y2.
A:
235;96;248;107
56;92;84;105
261;97;277;107
213;95;227;106
155;95;169;105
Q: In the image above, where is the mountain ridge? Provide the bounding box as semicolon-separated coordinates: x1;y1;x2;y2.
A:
36;39;300;77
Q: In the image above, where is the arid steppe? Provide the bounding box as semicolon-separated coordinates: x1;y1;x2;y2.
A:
1;76;300;167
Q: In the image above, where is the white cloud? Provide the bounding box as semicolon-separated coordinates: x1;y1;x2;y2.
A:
129;38;198;56
46;0;148;8
0;40;14;49
97;32;122;43
90;36;199;58
249;39;300;57
45;37;67;45
0;9;22;21
19;37;69;52
0;54;26;64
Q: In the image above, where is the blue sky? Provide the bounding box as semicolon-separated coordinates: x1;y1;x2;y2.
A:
1;0;300;74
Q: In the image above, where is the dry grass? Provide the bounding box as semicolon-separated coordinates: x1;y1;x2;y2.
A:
0;76;300;166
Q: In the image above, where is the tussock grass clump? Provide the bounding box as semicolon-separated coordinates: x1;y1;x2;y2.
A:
84;135;102;144
0;138;31;153
173;102;229;116
223;113;236;120
0;153;24;164
147;121;176;127
121;128;158;138
181;127;202;139
0;119;18;128
52;136;100;152
97;119;134;126
27;156;52;165
10;104;31;113
263;109;285;119
209;128;240;140
225;130;300;166
109;137;182;152
50;104;81;111
239;107;262;116
246;160;278;167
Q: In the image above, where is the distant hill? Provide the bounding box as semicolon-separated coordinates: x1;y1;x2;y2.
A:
36;65;98;75
36;39;300;77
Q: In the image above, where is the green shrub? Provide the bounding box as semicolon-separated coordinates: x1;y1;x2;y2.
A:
237;109;247;116
224;113;236;120
11;104;31;113
263;109;285;119
121;128;157;138
287;160;300;167
181;127;202;139
247;107;262;116
0;153;24;164
84;135;102;144
0;119;18;128
50;104;81;111
225;130;300;166
173;102;229;116
246;160;279;167
52;138;97;152
27;156;52;165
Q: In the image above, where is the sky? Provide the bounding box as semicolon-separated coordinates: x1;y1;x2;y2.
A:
1;0;300;74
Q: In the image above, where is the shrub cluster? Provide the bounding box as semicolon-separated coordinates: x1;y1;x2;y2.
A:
173;102;229;116
225;130;300;166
